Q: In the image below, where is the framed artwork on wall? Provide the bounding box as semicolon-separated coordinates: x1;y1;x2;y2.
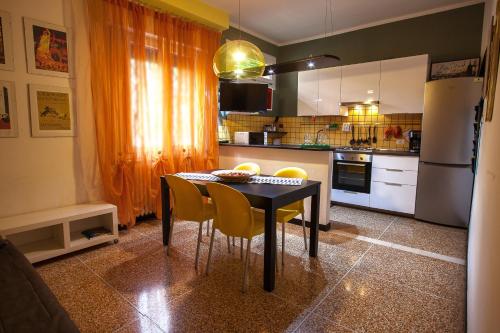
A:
485;2;500;122
29;84;75;137
0;81;18;137
430;58;480;80
0;11;14;71
23;18;73;78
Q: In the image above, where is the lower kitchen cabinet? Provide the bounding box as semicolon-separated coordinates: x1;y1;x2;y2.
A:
370;181;417;214
331;189;370;207
369;155;419;214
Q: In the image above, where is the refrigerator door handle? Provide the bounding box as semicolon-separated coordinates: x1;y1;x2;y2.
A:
420;161;472;168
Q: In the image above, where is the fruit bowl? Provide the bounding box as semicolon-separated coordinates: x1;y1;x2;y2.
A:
211;170;256;182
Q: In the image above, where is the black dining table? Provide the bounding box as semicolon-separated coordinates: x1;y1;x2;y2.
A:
160;172;321;292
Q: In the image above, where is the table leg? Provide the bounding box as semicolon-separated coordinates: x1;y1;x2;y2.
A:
264;203;277;292
309;184;320;257
161;176;171;246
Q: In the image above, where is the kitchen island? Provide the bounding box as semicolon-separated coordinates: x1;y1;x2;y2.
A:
219;143;334;229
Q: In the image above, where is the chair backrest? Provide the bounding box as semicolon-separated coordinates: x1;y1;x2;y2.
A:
273;167;308;180
165;175;204;222
206;182;254;239
274;167;308;212
234;162;261;175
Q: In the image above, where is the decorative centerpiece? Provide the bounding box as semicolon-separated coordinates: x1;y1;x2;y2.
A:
211;170;256;183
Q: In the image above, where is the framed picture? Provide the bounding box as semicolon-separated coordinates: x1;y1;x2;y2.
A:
430;58;480;80
485;2;500;122
0;81;17;137
29;84;75;137
0;11;14;71
23;18;72;78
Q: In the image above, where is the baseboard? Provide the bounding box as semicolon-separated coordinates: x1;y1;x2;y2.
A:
330;201;414;218
288;218;331;231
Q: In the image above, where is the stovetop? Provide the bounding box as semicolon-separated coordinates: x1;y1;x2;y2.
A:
335;146;374;152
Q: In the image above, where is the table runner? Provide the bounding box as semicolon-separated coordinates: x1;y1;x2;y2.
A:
175;173;303;186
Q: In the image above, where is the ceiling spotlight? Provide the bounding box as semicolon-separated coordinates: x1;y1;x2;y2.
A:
267;68;274;74
307;61;315;68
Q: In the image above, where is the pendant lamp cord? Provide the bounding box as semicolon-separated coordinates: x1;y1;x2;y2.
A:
330;0;334;34
238;0;242;40
324;0;334;39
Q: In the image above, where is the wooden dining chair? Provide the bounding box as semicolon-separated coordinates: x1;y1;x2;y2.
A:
206;182;265;292
274;167;308;266
165;175;215;270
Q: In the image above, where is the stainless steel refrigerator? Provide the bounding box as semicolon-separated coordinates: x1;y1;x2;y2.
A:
415;77;482;227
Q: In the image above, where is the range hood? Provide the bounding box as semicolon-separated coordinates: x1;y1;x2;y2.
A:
340;100;380;107
263;54;340;76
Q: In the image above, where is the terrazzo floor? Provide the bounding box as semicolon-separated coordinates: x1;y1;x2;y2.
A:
35;206;468;333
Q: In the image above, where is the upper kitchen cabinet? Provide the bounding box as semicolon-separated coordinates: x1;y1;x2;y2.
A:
340;61;380;104
298;67;341;116
297;69;319;116
379;54;429;114
318;66;341;115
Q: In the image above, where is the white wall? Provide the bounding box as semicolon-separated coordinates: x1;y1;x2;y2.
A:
468;0;500;331
0;0;102;218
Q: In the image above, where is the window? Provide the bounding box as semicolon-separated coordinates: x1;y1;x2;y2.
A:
130;57;163;153
130;47;198;153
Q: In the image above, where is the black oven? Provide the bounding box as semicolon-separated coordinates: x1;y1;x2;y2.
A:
332;152;372;194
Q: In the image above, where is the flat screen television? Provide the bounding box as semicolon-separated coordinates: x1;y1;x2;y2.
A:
219;83;268;112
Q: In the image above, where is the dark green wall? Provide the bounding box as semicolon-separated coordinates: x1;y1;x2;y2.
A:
221;27;279;57
277;3;484;116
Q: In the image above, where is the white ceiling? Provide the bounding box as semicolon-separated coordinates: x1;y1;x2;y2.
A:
202;0;483;45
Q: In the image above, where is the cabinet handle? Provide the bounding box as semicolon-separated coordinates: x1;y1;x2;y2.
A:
386;168;403;172
384;182;403;187
343;190;358;194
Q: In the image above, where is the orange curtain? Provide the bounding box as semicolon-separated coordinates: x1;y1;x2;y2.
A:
87;0;220;226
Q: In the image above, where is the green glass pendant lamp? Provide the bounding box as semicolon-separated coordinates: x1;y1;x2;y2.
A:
213;0;265;80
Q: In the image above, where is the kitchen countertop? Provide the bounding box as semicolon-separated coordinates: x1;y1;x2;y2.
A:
219;143;420;156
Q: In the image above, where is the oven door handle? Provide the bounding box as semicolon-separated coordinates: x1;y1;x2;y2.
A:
336;162;365;166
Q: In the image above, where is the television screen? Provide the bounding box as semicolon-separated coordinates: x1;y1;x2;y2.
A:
219;83;268;112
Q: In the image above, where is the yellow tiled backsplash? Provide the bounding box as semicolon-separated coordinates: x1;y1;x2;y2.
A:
219;107;422;150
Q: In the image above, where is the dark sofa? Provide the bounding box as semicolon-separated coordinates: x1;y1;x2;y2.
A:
0;240;79;333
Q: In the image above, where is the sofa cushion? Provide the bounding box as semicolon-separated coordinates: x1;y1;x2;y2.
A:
0;240;79;333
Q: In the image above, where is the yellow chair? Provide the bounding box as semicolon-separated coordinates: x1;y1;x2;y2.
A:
165;175;215;270
274;167;308;265
234;162;261;175
206;182;265;292
231;162;261;248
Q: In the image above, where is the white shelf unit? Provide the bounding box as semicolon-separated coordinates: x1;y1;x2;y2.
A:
0;202;118;263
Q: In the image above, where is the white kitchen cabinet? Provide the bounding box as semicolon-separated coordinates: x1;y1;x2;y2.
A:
318;66;341;115
297;70;319;116
340;61;380;104
370;181;417;214
332;189;370;207
372;168;418;186
298;67;341;116
379;54;429;114
370;155;419;214
372;155;419;171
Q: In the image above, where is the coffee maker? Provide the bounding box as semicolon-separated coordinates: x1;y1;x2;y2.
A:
409;130;421;153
